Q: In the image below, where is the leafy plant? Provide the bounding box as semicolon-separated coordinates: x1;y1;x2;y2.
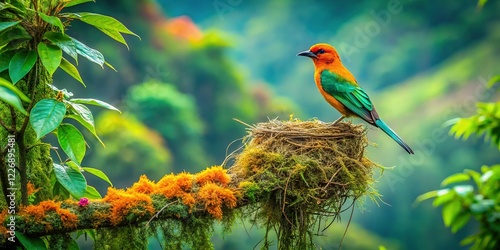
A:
417;78;499;249
0;0;137;248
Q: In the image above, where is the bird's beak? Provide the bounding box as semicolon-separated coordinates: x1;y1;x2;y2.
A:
297;50;317;58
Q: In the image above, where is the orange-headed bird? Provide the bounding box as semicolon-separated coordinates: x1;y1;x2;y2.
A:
298;43;414;154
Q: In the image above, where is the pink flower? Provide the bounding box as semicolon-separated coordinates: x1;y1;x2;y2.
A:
78;197;89;207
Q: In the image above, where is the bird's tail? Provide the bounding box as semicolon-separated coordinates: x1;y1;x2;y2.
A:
375;119;414;154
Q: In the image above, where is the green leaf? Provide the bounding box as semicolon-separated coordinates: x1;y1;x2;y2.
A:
67;237;80;250
432;189;455;207
57;123;86;165
95;26;129;49
71;36;104;67
441;173;470;186
488;75;500;88
465;169;482;188
0;26;31;49
104;61;117;72
0;85;28;115
76;12;139;38
82;167;112;186
9;49;37;84
38;12;64;34
451;213;470;233
53;163;87;199
0;3;25;17
415;190;440;203
37;42;62;76
64;0;95;8
0;51;15;73
460;234;478;246
0;21;20;32
44;31;77;62
84;185;102;199
453;185;474;197
30;99;67;140
16;232;47;250
67;102;104;146
0;77;30;102
442;200;463;227
71;98;120;113
66;114;104;147
60;57;85;86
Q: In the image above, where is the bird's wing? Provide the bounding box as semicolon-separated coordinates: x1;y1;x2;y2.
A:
320;70;376;123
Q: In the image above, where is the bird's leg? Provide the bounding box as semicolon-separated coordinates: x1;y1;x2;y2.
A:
332;115;345;125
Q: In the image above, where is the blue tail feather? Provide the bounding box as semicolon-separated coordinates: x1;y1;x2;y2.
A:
375;119;414;154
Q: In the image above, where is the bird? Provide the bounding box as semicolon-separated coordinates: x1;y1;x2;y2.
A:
297;43;414;154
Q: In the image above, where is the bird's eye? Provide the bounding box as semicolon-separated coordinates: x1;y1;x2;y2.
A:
317;49;325;54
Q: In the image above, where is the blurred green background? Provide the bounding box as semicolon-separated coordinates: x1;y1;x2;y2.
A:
56;0;500;249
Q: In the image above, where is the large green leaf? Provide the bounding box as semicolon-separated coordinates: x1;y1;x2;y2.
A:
95;27;129;49
59;57;85;86
441;173;470;186
53;163;87;199
0;51;15;72
76;12;139;38
0;3;25;17
0;21;20;32
442;200;463;227
0;26;32;49
66;114;104;146
64;0;95;8
57;123;86;165
0;85;28;115
38;12;64;34
30;99;67;140
71;98;120;113
16;232;47;250
0;77;30;102
71;36;104;67
84;185;102;199
82;167;112;186
451;213;470;233
37;42;62;76
44;31;77;62
67;103;104;144
9;49;37;84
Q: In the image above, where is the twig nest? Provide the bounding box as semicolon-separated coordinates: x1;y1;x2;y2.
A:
230;119;378;249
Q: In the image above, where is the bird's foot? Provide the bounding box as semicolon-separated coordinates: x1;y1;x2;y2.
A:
331;116;345;125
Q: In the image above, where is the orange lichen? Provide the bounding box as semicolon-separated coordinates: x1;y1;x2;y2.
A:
0;210;8;238
27;181;40;196
129;175;156;194
196;182;237;220
195;166;231;186
103;187;155;225
154;173;195;207
20;200;78;229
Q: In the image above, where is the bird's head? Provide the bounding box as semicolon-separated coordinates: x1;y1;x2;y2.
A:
297;43;341;67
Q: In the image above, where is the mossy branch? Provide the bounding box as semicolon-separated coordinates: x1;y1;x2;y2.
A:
1;120;379;249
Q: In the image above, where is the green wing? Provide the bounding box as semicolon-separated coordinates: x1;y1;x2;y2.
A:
320;70;376;123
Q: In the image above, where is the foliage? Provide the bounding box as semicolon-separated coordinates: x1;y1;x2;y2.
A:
417;79;500;249
0;0;137;248
450;78;500;150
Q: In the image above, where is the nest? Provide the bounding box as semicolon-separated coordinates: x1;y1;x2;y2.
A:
229;119;378;249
